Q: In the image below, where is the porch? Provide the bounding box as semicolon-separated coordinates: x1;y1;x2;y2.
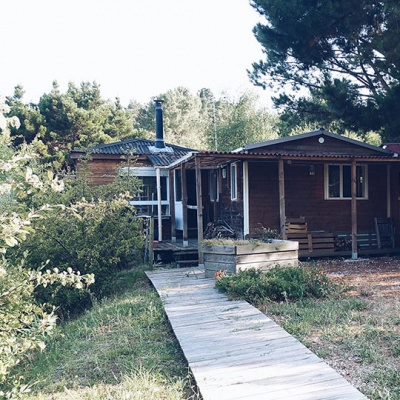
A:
165;131;400;263
150;236;400;267
152;239;199;267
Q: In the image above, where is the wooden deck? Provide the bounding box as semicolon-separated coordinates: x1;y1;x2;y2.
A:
152;239;400;266
153;240;199;266
145;267;368;400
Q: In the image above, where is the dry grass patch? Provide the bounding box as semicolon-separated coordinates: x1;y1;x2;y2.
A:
265;257;400;400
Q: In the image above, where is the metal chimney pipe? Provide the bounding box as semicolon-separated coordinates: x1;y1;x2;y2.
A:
154;99;165;149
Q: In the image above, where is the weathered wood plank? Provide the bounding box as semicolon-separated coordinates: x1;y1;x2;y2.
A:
235;241;298;255
146;268;368;400
201;245;236;254
236;249;298;263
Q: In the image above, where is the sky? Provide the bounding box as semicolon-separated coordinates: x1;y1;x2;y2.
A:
0;0;271;107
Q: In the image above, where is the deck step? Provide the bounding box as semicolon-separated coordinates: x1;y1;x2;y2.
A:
176;259;199;266
174;250;199;256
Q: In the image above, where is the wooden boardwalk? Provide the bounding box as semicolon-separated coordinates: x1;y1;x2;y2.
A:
145;267;368;400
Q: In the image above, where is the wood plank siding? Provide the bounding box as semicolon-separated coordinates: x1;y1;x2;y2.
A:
75;156;153;186
248;161;400;242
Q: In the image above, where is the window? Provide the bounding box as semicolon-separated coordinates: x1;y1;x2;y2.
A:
325;164;367;199
230;163;237;201
121;167;170;215
133;176;167;201
175;169;182;202
209;170;219;202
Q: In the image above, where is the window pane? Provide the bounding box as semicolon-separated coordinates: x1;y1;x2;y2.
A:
342;166;351;198
231;164;237;200
175;170;182;201
209;171;219;201
160;177;167;200
328;165;340;198
133;177;167;201
356;166;364;197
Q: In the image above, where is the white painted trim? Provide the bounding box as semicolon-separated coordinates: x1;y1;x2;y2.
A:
230;163;238;201
243;162;249;237
156;168;163;242
324;164;368;200
387;164;391;218
120;166;168;177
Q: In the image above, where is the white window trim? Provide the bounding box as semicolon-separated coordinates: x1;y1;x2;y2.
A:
120;166;170;211
231;163;238;201
324;164;368;200
209;170;220;202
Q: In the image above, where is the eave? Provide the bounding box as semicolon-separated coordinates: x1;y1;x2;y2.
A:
169;151;400;169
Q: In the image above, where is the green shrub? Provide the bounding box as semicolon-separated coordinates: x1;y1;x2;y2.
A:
215;265;346;306
16;196;144;318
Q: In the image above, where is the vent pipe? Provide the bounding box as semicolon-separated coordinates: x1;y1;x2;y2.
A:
154;99;165;149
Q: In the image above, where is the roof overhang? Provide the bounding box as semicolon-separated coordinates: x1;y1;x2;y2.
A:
169;151;400;170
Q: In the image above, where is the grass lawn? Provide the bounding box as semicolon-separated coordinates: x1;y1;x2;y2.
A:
13;261;400;400
264;296;400;400
17;268;201;400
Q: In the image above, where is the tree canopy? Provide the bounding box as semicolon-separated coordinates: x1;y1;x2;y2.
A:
135;87;278;151
249;0;400;141
6;82;140;168
4;83;278;165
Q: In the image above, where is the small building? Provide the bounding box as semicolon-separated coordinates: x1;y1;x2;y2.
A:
70;100;196;241
169;129;400;259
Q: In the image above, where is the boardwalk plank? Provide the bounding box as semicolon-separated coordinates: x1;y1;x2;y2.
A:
146;268;368;400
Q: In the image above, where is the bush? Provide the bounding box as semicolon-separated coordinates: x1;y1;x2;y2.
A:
16;195;144;318
215;265;346;306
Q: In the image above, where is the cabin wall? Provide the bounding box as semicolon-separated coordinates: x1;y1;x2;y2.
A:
248;162;280;234
248;161;400;241
253;134;385;157
284;163;389;232
203;164;244;238
75;156;152;186
219;163;244;238
75;159;121;185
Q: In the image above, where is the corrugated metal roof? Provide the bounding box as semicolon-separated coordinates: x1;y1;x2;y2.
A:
382;143;400;154
197;149;398;159
242;128;394;156
73;138;195;166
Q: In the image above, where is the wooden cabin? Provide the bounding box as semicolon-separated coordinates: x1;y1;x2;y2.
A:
70;99;196;243
169;129;400;259
70;137;195;241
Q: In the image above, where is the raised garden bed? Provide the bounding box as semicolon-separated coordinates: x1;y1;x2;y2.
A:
201;239;299;278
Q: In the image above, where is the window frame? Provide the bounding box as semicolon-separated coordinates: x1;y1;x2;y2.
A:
209;170;219;202
230;163;238;201
324;164;368;200
121;166;170;215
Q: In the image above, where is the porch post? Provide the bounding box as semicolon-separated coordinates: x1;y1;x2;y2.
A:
351;159;358;259
169;169;176;242
278;159;286;239
181;164;188;247
387;164;391;218
243;162;249;238
195;155;204;266
156;168;162;242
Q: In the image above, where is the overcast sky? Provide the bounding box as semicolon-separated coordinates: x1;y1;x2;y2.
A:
0;0;272;107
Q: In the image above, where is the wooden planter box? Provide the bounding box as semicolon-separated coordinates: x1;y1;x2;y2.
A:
201;240;299;278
